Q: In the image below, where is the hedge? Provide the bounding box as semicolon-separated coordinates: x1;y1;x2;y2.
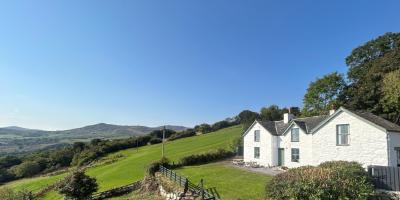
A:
265;161;374;200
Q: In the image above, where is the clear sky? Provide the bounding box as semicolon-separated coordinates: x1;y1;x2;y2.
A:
0;0;399;130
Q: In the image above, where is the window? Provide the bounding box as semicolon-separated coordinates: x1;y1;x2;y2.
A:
254;130;260;142
291;148;299;162
254;147;260;159
291;128;299;142
336;124;350;145
396;147;400;167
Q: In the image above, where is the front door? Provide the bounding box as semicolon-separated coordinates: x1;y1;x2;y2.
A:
278;148;284;166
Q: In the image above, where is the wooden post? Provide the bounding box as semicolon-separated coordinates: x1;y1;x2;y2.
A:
201;179;204;200
162;126;165;158
184;178;188;193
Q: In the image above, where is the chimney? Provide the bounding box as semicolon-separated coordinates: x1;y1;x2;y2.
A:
329;105;336;115
284;113;294;123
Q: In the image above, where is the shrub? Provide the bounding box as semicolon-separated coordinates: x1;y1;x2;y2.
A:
265;161;374;200
58;169;98;200
147;157;170;176
9;161;42;178
168;129;196;141
0;187;34;200
149;137;162;144
179;149;235;166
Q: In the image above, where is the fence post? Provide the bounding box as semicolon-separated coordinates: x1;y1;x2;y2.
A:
184;178;188;193
201;179;204;200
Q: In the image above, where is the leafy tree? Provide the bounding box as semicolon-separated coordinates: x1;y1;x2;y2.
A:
381;69;400;124
238;110;260;130
346;32;400;83
343;32;400;117
260;105;290;121
9;161;42;178
58;170;98;200
303;72;346;116
149;129;175;139
194;123;212;134
211;120;231;131
0;156;22;168
0;168;15;183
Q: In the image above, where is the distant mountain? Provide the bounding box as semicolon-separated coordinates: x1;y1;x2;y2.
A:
54;123;188;138
0;123;189;154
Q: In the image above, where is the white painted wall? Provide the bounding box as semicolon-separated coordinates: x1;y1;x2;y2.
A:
243;122;273;167
388;132;400;167
277;124;313;168
243;110;397;169
311;111;389;168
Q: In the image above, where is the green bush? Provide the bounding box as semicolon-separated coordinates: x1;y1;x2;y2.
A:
265;161;374;200
58;169;98;200
178;149;235;166
149;137;162;144
147;157;170;176
0;187;34;200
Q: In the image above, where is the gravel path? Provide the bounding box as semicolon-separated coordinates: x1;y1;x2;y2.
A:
223;160;284;176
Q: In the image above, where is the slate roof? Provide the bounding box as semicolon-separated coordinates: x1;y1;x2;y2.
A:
259;115;328;136
349;109;400;132
257;108;400;135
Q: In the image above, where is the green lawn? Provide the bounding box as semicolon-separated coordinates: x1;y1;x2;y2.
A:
6;125;243;199
175;163;271;200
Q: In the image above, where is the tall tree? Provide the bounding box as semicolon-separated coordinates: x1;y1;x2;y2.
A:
343;32;400;116
303;72;346;116
260;105;289;121
346;32;400;83
381;69;400;124
238;110;260;130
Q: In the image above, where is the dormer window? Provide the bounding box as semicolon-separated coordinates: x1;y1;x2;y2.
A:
254;130;260;142
291;128;299;142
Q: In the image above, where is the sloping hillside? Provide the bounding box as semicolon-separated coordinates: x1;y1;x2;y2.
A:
8;125;242;199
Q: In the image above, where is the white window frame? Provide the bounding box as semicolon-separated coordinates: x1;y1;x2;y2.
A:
336;124;350;146
254;147;260;159
291;148;299;162
291;128;299;142
254;130;260;142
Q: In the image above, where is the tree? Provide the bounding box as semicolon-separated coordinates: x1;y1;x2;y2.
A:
149;129;175;139
303;72;346;116
381;69;400;124
238;110;260;130
58;170;98;200
9;161;42;178
260;105;290;121
194;123;212;134
346;32;400;83
342;32;400;117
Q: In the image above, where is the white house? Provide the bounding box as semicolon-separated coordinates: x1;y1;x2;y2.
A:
243;107;400;168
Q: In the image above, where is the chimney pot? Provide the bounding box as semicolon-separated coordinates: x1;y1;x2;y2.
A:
284;113;294;123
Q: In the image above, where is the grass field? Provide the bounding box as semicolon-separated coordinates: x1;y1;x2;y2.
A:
7;125;243;199
175;163;271;200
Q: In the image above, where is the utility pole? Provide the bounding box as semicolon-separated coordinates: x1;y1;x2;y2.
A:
162;125;165;158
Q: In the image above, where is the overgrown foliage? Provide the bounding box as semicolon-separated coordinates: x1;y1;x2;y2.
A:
178;149;235;166
147;157;170;176
168;129;196;141
0;187;34;200
265;161;374;200
58;169;98;200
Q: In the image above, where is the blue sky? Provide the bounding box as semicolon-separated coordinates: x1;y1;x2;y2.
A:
0;0;399;130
